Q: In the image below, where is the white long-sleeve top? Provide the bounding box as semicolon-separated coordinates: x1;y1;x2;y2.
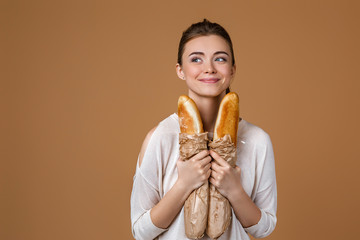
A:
130;113;277;240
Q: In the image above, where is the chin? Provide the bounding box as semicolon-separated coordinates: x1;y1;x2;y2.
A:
190;88;227;99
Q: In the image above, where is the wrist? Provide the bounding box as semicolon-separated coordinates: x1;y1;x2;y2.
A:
228;186;247;203
174;179;193;199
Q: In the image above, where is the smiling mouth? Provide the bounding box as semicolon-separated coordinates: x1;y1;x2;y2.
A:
198;78;220;83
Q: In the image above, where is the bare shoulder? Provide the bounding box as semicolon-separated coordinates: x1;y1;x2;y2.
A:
138;125;158;167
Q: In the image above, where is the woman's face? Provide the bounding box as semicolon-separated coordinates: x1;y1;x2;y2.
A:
176;35;236;99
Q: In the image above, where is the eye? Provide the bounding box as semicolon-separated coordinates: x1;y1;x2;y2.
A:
191;57;202;63
215;57;227;62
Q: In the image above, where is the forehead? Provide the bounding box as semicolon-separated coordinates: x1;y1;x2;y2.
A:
183;35;231;54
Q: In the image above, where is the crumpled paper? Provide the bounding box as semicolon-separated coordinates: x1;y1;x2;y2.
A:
179;132;209;239
206;134;236;239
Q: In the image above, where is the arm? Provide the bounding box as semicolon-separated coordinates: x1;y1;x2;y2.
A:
209;132;277;238
131;127;211;239
151;150;212;229
209;150;261;228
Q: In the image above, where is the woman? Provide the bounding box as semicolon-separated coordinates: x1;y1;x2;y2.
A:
131;19;277;240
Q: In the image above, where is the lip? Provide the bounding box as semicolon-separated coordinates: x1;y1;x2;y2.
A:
198;78;220;83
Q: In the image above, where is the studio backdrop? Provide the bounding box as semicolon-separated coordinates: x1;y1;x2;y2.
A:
2;0;359;239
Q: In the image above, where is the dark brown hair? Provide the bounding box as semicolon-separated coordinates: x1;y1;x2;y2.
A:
177;19;235;66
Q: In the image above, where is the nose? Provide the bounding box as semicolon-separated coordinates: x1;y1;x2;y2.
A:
204;61;216;74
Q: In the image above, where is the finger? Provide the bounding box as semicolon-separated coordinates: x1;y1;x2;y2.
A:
191;150;209;161
210;161;221;171
199;155;212;167
210;150;229;167
209;177;214;186
199;162;211;175
206;168;211;179
203;162;211;172
210;171;216;178
209;176;218;187
210;168;218;178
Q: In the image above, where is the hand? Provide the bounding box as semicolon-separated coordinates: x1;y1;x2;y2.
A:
209;150;243;199
176;150;212;192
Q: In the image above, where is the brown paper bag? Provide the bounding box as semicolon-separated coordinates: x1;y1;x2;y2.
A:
206;134;236;239
179;133;209;239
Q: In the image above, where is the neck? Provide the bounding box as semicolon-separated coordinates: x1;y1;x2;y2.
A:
189;92;226;133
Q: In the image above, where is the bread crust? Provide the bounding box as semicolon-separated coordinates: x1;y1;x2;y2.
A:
214;92;239;145
178;95;204;134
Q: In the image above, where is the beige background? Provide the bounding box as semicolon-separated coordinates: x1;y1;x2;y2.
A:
1;0;359;239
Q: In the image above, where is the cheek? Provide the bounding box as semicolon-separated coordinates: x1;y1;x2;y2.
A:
184;66;201;77
219;66;233;78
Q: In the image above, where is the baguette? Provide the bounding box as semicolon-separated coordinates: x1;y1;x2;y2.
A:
213;92;239;145
207;92;239;239
178;95;209;239
178;95;203;134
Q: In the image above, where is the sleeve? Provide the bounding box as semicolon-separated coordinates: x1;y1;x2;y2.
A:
130;130;168;240
244;132;277;238
130;167;167;240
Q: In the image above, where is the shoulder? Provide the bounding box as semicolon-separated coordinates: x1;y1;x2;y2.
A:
138;126;157;167
238;119;272;147
138;114;179;167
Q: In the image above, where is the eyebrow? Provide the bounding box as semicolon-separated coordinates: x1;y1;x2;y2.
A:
188;51;230;57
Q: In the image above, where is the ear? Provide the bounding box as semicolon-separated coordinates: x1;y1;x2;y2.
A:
176;63;185;80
